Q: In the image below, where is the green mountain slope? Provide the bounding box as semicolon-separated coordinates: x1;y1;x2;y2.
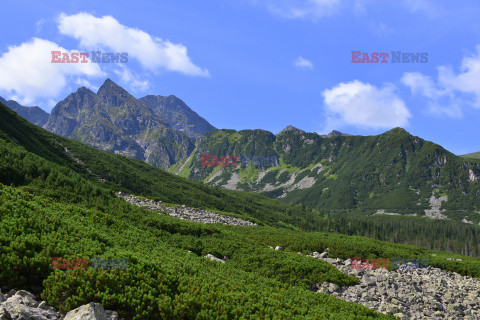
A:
0;101;328;229
2;101;480;319
3;101;480;257
462;151;480;159
175;126;480;223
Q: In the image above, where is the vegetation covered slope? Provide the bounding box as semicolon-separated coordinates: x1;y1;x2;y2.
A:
462;151;480;159
2;103;480;319
2;102;480;257
175;127;480;222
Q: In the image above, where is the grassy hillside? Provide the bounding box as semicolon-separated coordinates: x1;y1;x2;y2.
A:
2;103;480;258
462;151;480;159
2;102;480;318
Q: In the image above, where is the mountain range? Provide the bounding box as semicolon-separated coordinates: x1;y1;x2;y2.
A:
173;125;480;223
3;79;480;224
2;79;216;168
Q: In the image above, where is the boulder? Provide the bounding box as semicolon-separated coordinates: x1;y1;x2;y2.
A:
2;299;55;320
274;246;284;251
10;290;38;307
64;303;109;320
204;254;226;263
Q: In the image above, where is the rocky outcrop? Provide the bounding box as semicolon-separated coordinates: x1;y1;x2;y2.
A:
424;194;448;220
0;289;121;320
204;254;228;263
307;251;480;319
117;192;257;226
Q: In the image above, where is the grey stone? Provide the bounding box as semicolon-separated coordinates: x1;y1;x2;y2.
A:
37;301;49;310
0;306;12;320
64;303;108;320
7;290;38;308
204;254;225;263
309;252;480;319
2;299;54;320
105;310;120;320
117;193;257;226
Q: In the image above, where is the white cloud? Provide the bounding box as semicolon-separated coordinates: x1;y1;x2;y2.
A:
252;0;440;20
403;0;440;17
75;78;99;92
114;66;150;92
257;0;341;20
294;56;314;69
0;37;103;106
374;22;395;37
402;45;480;117
35;18;46;33
322;80;411;129
57;12;209;77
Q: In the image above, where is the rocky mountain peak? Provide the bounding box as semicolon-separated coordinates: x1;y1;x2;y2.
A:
386;127;410;135
139;94;216;139
97;79;130;97
97;79;131;106
277;125;306;136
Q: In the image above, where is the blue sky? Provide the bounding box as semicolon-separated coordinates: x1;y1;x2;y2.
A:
1;0;480;155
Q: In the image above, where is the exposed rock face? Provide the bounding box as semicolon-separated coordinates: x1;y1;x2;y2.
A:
45;79;195;168
0;97;49;127
0;289;122;320
140;95;216;140
117;192;257;226
424;194;448;219
469;169;478;182
307;252;480;319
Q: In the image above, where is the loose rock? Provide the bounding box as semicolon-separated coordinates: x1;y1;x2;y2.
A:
117;192;257;226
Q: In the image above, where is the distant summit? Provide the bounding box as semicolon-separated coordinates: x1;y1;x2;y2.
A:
140;94;216;140
277;125;306;136
0;96;49;127
320;130;351;138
